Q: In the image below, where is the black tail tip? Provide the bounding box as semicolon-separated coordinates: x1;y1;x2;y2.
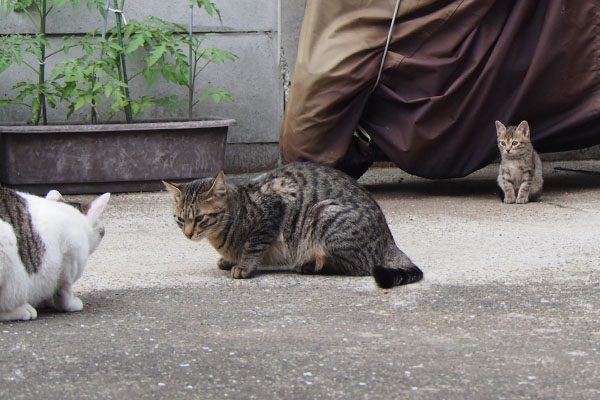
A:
372;265;423;289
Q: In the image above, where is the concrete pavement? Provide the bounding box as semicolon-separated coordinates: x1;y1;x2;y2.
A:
1;161;600;399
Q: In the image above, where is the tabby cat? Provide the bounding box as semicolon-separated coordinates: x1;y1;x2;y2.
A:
0;188;110;321
496;120;543;204
164;162;423;289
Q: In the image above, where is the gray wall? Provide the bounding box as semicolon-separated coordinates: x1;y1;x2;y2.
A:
0;0;305;173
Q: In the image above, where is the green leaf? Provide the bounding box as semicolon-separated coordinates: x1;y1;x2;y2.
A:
46;95;57;108
11;81;28;89
142;68;158;88
74;96;85;110
146;43;166;67
66;103;78;119
131;101;140;115
92;81;103;92
195;0;222;23
125;33;145;54
221;92;233;102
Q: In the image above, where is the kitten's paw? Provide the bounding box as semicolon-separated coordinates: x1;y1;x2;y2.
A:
503;196;515;204
515;197;529;204
0;304;38;322
231;265;255;279
217;258;236;270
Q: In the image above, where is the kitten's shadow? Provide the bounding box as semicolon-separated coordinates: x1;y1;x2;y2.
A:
543;169;600;193
363;168;600;198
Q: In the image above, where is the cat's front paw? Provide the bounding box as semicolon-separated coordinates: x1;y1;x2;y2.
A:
217;258;236;270
295;262;318;274
0;304;37;322
515;196;529;204
231;265;255;279
62;296;84;313
55;293;83;313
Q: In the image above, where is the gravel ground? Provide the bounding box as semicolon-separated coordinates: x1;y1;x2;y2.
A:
1;160;600;399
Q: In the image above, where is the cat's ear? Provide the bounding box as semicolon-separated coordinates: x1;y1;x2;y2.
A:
495;120;506;137
162;181;182;200
45;190;64;202
86;193;110;222
516;120;530;138
208;170;227;198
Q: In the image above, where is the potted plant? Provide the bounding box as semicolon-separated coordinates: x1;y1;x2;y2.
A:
0;0;237;194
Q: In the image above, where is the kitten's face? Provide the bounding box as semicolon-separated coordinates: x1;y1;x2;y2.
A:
496;120;531;158
164;173;228;241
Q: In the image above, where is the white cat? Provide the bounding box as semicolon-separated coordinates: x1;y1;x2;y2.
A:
0;188;110;322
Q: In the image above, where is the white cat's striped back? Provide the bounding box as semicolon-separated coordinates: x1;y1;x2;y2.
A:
0;188;110;322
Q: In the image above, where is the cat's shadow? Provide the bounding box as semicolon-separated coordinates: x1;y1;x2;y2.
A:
31;293;122;321
365;180;496;198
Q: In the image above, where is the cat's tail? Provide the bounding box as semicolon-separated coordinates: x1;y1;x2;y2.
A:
372;246;423;289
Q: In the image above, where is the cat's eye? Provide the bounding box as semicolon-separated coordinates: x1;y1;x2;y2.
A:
500;141;506;146
194;216;205;223
512;140;519;146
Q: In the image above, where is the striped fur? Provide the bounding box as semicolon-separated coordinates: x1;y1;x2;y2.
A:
164;162;423;289
0;187;45;275
496;120;543;204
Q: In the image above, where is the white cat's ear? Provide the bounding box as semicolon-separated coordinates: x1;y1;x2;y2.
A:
86;193;110;222
208;170;227;197
516;120;530;137
495;120;506;137
162;181;182;200
45;190;64;202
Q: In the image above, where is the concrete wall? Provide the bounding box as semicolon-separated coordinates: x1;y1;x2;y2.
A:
3;2;597;175
0;0;306;173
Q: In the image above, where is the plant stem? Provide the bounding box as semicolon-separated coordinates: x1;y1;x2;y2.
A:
21;2;39;28
114;0;133;123
91;0;112;125
187;2;194;120
22;60;40;74
38;0;48;125
45;43;78;59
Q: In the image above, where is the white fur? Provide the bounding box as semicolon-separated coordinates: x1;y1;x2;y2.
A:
0;191;110;322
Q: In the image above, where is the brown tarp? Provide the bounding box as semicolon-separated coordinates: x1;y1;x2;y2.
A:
279;0;600;178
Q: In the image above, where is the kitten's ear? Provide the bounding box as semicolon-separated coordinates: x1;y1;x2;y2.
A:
163;181;182;200
516;120;530;138
495;120;506;137
208;170;227;197
45;190;64;202
86;193;110;222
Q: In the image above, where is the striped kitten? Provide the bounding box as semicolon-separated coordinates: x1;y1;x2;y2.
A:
164;162;423;289
495;120;543;204
0;187;110;321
